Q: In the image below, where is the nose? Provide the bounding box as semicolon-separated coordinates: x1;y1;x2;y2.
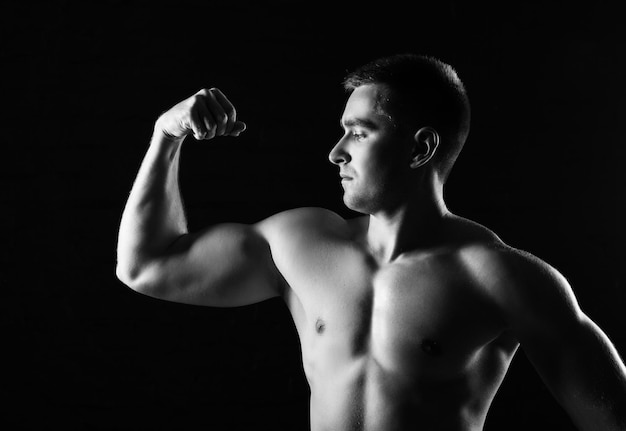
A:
328;135;351;165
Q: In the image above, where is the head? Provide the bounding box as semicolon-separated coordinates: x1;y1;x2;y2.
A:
328;53;470;214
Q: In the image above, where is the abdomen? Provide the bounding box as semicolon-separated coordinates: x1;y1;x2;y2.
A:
308;349;512;431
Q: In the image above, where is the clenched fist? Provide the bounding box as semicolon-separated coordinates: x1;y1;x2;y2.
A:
155;88;246;141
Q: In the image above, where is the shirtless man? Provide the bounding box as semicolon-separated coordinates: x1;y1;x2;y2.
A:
116;54;626;431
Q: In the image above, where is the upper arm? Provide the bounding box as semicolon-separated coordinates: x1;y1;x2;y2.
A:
120;223;282;307
498;253;583;342
491;250;626;429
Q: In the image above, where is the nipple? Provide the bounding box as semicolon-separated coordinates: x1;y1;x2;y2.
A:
315;318;326;334
421;339;441;356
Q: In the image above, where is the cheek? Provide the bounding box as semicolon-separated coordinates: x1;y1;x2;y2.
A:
364;143;407;180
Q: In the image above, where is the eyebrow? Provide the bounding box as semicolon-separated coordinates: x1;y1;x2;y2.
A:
340;117;379;130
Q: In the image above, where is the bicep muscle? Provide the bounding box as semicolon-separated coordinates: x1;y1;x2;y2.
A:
132;223;280;307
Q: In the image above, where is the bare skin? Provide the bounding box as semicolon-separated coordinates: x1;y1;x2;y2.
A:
116;86;626;431
257;208;519;431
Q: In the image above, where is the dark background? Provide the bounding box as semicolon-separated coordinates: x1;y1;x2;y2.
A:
2;1;625;430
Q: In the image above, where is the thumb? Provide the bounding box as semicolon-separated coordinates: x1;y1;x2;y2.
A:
229;121;246;136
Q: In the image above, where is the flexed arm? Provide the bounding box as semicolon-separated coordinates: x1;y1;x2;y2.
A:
116;88;280;307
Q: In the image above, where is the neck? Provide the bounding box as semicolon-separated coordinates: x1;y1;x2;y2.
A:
366;176;449;263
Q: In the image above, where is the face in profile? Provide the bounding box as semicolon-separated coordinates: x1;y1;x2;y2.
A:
329;84;414;214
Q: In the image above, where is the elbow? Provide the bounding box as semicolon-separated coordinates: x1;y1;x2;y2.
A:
115;262;135;287
115;260;155;295
115;262;141;290
115;246;140;287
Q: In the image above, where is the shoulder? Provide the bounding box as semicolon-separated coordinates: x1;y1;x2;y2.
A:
460;242;559;288
458;239;582;331
447;214;564;288
254;207;352;242
260;206;344;225
459;240;567;293
447;216;582;327
252;208;360;288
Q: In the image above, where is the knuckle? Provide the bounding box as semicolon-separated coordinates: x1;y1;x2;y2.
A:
216;113;227;124
190;95;202;106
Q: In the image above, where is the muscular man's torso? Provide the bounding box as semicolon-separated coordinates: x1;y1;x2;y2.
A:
260;208;521;431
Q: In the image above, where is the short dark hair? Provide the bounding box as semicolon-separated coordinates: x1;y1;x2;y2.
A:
343;53;471;180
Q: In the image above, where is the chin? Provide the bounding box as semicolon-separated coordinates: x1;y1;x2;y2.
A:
343;192;377;215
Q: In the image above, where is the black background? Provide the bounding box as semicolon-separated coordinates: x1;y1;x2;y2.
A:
2;1;625;430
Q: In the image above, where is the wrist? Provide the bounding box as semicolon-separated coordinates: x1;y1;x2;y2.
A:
153;115;187;142
148;130;185;164
151;124;185;147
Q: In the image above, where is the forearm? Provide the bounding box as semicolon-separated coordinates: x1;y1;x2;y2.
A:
115;87;246;287
116;129;188;282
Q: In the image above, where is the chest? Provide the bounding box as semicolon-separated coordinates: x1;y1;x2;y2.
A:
279;243;503;376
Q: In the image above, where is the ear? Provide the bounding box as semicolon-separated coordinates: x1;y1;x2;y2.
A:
410;127;440;169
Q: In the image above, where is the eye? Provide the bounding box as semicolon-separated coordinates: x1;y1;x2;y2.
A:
352;132;366;141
